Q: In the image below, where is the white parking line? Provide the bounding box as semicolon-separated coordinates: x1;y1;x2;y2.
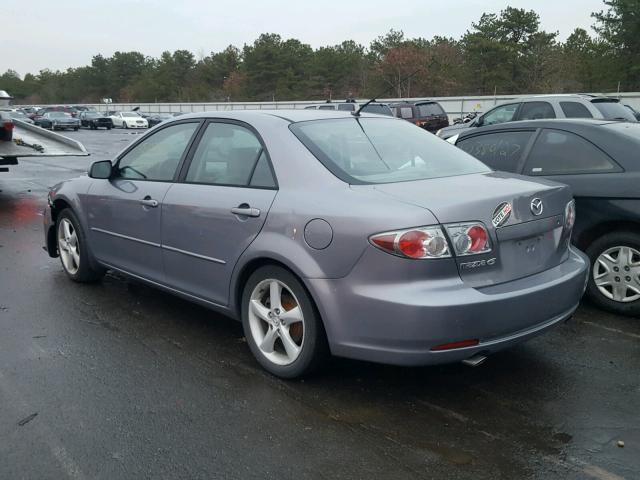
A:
582;320;640;340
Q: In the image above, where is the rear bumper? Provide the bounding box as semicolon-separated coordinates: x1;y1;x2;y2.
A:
307;247;589;366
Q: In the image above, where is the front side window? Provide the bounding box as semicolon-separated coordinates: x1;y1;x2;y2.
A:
482;103;520;126
318;105;335;111
524;129;619;175
186;122;275;187
117;122;199;181
290;118;489;184
457;131;534;173
517;101;556;120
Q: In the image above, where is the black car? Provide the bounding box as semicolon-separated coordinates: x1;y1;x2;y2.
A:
452;119;640;315
390;100;449;133
79;111;113;130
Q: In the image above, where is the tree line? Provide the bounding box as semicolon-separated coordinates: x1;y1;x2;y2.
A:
2;0;639;105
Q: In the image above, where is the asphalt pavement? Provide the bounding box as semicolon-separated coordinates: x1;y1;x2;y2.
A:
0;128;638;480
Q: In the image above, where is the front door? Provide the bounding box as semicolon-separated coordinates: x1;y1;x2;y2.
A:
161;121;278;306
85;121;200;281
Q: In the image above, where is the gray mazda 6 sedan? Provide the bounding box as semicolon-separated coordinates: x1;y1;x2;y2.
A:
44;110;589;378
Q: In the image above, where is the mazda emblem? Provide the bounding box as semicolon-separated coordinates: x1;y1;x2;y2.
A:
530;198;544;216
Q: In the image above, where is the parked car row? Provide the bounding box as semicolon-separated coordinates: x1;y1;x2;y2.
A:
436;94;637;139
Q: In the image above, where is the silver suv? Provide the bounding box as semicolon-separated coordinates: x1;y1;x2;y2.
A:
437;94;637;139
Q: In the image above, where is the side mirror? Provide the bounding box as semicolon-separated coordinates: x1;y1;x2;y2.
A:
89;160;113;179
474;116;482;127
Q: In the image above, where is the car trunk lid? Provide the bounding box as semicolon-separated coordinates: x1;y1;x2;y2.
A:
369;172;573;287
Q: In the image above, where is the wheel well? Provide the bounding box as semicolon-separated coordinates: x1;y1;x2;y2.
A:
233;258;321;322
576;221;640;251
46;199;73;257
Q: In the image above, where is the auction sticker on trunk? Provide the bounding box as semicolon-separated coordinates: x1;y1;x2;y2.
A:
492;202;512;228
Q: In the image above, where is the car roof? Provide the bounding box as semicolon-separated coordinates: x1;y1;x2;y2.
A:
462;118;615;132
513;94;617;102
171;109;394;123
456;118;640;171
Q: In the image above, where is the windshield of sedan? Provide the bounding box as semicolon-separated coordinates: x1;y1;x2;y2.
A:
290;117;489;184
48;112;70;118
122;112;140;117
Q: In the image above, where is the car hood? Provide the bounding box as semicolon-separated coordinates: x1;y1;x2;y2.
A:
438;122;474;138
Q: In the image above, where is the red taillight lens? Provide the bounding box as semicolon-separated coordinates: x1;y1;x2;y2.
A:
370;234;396;253
398;230;429;258
431;339;479;351
467;225;488;252
370;227;450;259
3;121;14;131
445;223;491;256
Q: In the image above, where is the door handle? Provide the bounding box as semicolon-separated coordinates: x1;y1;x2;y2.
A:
140;197;159;208
231;206;261;217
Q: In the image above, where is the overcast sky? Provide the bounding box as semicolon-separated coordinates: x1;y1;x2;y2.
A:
5;0;605;76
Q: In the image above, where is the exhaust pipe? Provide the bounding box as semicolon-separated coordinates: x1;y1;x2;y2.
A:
462;354;487;367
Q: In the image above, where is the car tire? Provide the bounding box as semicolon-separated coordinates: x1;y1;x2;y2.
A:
107;126;112;130
241;265;329;379
123;121;128;129
585;230;640;317
56;208;105;283
74;127;79;131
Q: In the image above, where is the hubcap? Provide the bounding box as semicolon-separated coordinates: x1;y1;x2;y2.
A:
593;245;640;303
248;279;304;366
57;218;80;275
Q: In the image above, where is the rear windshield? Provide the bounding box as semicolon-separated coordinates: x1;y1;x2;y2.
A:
592;100;637;121
361;104;393;116
417;102;445;117
290;118;489;184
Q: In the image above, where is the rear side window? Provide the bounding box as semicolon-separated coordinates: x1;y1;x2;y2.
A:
318;105;335;111
337;103;355;111
592;100;637;121
524;129;619;175
186;123;269;187
361;104;393;116
457;131;534;173
399;107;414;119
560;102;593;118
518;102;556;120
417;103;445;117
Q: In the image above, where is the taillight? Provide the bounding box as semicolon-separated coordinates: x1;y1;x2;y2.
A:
3;121;14;131
445;223;492;256
565;200;576;230
370;226;450;259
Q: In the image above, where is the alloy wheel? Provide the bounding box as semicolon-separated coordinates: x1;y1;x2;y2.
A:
247;279;305;366
57;218;80;275
593;245;640;303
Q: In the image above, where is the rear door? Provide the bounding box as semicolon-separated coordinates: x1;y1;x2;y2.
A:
516;101;556;121
161;120;278;306
85;121;200;281
456;129;537;174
